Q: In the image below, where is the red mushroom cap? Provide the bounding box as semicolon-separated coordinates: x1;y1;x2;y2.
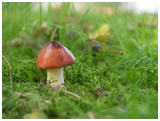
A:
36;41;75;69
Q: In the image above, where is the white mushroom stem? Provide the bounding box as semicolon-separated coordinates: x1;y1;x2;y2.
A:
47;68;64;90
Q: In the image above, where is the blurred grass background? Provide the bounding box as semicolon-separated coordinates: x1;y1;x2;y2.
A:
2;2;158;119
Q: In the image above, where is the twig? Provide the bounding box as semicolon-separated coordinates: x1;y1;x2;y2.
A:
64;90;81;99
98;49;123;55
2;55;12;86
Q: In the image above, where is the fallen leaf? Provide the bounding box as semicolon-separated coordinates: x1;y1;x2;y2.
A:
41;22;47;32
138;21;157;28
10;37;23;46
23;110;47;119
102;6;113;15
89;24;110;44
84;22;93;31
87;111;95;119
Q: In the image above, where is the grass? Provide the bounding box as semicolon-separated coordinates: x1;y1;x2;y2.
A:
2;2;158;119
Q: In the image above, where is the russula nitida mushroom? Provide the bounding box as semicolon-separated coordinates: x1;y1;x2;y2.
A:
36;41;75;90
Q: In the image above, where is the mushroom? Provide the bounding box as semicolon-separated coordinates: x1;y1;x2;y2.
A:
36;41;75;90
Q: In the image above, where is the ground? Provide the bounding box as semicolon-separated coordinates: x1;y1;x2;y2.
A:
2;3;158;119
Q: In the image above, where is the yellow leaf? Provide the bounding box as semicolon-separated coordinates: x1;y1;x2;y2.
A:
89;24;110;44
23;110;47;119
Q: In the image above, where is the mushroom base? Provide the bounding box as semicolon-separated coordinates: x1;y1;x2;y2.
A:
47;68;64;90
